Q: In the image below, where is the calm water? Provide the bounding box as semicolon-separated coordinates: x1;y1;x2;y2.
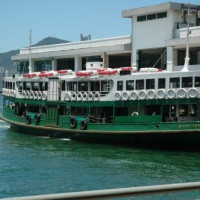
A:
0;97;200;199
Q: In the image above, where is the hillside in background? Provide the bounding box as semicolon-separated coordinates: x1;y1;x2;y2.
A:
0;37;70;71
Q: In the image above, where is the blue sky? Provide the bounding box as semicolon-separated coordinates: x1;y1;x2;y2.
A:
0;0;199;53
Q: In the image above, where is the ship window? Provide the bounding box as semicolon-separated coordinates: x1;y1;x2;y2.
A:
67;82;72;91
146;79;155;89
39;82;47;91
137;15;146;22
117;81;123;91
195;77;200;87
182;77;193;88
126;80;134;90
61;81;65;91
32;82;39;91
101;81;109;92
179;105;188;117
72;82;77;92
78;82;88;91
13;83;15;90
136;80;144;90
24;82;31;91
158;78;165;89
91;81;100;91
170;105;176;117
169;78;180;88
147;14;156;20
157;12;167;19
188;104;197;116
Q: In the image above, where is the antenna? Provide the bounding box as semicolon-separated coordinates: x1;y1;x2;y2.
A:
29;29;32;73
181;2;191;72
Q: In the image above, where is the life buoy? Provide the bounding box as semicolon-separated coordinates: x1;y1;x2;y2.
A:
25;114;31;124
77;92;83;101
42;93;47;101
80;120;87;130
64;92;71;101
88;92;94;101
34;114;40;122
94;92;100;101
82;92;88;101
34;91;38;100
71;92;77;101
38;91;42;100
70;118;77;129
132;112;138;116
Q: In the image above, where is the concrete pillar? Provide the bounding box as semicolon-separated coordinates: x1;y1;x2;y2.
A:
167;47;174;71
102;52;108;68
132;48;137;68
51;59;57;71
31;59;34;72
74;55;82;72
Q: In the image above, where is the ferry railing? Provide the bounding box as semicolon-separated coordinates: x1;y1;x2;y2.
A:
2;182;200;200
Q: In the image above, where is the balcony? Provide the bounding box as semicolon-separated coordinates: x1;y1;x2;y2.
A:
174;22;200;39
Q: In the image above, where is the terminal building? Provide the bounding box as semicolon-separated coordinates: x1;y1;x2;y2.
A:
12;2;200;73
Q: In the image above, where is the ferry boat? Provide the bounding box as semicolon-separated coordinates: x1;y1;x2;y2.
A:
1;3;200;148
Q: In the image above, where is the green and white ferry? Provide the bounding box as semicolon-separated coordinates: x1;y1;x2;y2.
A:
2;3;200;148
2;54;200;147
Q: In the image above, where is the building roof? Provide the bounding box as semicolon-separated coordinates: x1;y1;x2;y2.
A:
122;2;200;18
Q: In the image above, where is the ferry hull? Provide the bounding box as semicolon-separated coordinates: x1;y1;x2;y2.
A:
2;115;200;149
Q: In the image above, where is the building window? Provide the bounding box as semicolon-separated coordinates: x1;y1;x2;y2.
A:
34;60;52;72
182;77;193;88
146;79;155;89
147;14;156;20
137;15;146;22
157;12;167;19
126;80;134;90
158;78;165;89
170;78;180;88
136;80;144;90
195;77;200;87
117;81;123;91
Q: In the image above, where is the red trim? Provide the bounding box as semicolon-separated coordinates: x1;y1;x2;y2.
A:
57;70;68;74
98;69;118;76
76;71;93;76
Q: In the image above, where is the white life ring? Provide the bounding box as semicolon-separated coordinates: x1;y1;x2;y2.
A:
94;92;100;101
188;88;198;98
114;91;121;101
130;91;138;100
88;92;94;101
26;91;30;99
71;92;77;101
77;92;83;101
42;93;47;101
33;91;38;100
132;112;138;116
82;92;88;101
147;90;155;99
64;92;71;101
122;91;129;101
38;91;42;100
22;91;26;99
157;89;165;99
139;90;146;100
167;89;176;99
177;88;186;99
29;91;34;99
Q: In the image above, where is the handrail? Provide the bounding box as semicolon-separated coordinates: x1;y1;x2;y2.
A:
2;182;200;200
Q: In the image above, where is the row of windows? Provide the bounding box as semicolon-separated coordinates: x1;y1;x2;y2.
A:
137;12;167;22
16;82;48;91
3;82;15;90
117;77;200;91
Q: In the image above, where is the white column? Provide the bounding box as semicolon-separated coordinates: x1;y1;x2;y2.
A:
74;55;82;72
132;47;137;68
167;47;173;71
102;52;108;68
31;59;34;72
52;59;57;71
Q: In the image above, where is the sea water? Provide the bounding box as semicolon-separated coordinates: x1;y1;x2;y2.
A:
0;97;200;199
